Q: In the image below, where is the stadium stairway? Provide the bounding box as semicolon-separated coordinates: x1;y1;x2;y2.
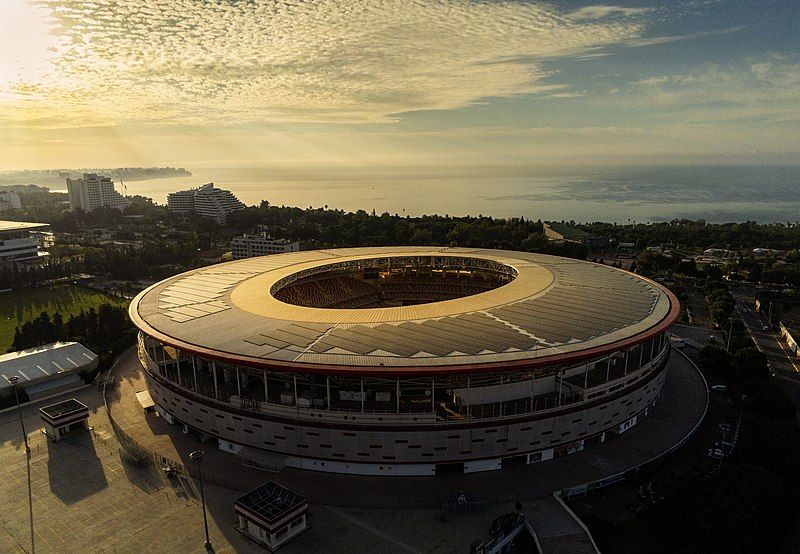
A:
525;496;599;554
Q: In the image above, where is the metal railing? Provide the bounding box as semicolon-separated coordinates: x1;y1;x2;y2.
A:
139;336;671;429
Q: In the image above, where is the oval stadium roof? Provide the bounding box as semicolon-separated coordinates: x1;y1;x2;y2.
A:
130;247;678;375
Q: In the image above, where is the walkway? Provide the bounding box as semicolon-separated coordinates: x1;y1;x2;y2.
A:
107;349;708;508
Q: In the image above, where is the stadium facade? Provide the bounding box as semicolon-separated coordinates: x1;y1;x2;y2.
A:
130;247;679;476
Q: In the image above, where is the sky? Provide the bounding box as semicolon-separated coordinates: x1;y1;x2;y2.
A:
0;0;798;170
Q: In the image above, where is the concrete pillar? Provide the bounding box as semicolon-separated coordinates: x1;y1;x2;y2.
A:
467;376;472;418
530;373;536;412
557;371;563;407
360;378;365;413
191;356;197;391
395;377;400;414
499;374;504;417
327;376;332;411
264;372;269;404
236;367;241;397
212;361;219;399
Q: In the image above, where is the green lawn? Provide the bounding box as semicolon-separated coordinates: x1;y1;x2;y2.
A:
0;284;128;353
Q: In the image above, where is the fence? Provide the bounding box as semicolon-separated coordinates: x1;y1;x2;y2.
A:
557;348;709;498
102;360;254;492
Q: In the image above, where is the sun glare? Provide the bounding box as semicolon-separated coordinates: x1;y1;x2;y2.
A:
0;0;57;90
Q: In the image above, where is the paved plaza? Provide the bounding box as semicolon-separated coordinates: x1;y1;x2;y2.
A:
108;348;707;506
0;380;570;553
0;347;706;552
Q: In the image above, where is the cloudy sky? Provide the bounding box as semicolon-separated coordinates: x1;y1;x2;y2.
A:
0;0;797;169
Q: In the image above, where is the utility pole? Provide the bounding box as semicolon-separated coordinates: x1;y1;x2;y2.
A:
726;318;734;353
189;450;213;552
10;376;34;554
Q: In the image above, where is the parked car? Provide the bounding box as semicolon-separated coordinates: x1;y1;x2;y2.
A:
707;449;725;460
711;385;727;393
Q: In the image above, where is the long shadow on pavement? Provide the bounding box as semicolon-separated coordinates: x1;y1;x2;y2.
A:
46;431;108;504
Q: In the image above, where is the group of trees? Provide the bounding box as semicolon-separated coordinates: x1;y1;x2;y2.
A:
581;220;800;251
763;260;800;287
699;343;772;383
79;241;205;281
227;202;589;255
0;259;80;289
596;276;800;552
668;279;798;551
635;250;698;278
9;304;136;377
674;358;799;552
704;281;736;326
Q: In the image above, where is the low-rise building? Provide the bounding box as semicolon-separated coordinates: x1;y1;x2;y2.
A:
232;233;300;259
0;220;50;263
753;248;784;260
617;242;636;255
40;398;90;441
702;248;731;260
0;342;97;402
167;183;244;224
544;222;589;243
235;481;308;550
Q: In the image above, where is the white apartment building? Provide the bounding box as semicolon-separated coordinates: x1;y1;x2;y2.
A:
167;183;244;224
231;233;300;259
0;191;21;211
0;220;49;263
66;173;130;212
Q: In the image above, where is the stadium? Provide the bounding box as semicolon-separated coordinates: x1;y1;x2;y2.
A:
129;247;679;476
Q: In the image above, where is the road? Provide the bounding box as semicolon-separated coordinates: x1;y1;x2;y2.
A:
732;288;800;410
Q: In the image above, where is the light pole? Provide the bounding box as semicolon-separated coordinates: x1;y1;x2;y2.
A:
10;376;34;554
189;450;213;552
726;318;734;353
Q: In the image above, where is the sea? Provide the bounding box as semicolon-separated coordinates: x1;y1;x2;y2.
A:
114;164;800;224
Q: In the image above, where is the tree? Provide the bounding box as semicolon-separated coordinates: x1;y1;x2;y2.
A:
744;382;797;420
734;347;770;381
699;344;734;375
675;462;784;553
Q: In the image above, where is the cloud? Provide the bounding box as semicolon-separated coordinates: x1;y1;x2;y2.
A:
623;58;800;123
0;0;648;127
625;25;744;47
568;5;652;20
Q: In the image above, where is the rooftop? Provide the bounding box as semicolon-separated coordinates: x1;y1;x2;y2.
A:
545;222;589;240
0;342;97;391
131;247;678;374
39;397;88;420
0;220;50;233
235;481;307;524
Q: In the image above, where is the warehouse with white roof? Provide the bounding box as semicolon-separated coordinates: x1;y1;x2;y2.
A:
0;342;97;401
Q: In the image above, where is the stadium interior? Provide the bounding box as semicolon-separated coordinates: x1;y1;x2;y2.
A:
271;257;516;309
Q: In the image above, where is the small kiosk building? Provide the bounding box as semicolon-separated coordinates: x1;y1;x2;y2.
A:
39;398;90;441
234;481;308;550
